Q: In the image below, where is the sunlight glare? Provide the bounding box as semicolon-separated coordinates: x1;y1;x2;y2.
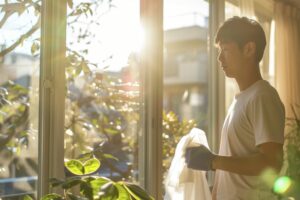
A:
90;0;141;72
273;176;292;194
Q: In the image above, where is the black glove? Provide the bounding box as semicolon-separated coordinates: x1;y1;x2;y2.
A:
185;145;216;171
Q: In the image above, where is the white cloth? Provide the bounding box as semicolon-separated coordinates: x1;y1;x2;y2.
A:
164;128;212;200
215;80;285;200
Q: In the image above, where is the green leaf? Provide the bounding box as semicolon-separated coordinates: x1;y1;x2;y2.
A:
123;184;141;200
115;183;131;200
31;41;40;55
104;128;120;135
103;153;118;161
67;0;73;8
80;181;93;200
22;195;33;200
100;182;118;200
41;193;63;200
77;152;93;163
19;130;28;137
0;114;4;123
65;159;84;175
88;7;93;16
81;61;91;75
90;177;110;196
18;104;26;112
75;66;82;77
62;177;83;189
67;193;88;200
83;176;96;183
49;178;65;187
83;158;100;174
124;183;153;200
91;178;110;187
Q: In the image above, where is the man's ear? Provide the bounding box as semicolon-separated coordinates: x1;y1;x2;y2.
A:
243;42;256;58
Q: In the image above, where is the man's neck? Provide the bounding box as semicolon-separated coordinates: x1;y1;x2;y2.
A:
235;66;263;91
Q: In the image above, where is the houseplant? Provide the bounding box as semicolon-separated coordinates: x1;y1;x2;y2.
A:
23;157;153;200
272;105;300;199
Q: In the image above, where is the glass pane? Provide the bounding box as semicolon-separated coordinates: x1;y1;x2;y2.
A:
0;0;41;199
65;0;141;184
163;0;210;189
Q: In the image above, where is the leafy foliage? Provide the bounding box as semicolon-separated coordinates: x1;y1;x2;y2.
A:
283;105;300;181
64;70;140;181
162;111;197;176
40;159;154;200
0;81;30;155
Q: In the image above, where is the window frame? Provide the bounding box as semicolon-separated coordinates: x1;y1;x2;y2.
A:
38;0;67;197
140;0;164;198
208;0;226;157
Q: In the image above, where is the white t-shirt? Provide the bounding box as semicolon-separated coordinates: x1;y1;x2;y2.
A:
215;80;285;200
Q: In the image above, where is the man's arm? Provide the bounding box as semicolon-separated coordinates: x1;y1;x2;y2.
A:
212;142;283;176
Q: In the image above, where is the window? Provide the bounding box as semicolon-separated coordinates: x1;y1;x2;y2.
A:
163;0;211;192
65;0;141;183
0;0;41;198
64;1;164;198
163;0;210;135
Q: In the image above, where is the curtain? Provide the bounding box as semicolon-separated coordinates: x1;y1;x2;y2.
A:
239;0;255;19
274;1;300;119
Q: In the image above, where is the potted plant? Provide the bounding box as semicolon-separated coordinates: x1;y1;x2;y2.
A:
23;157;153;200
273;105;300;199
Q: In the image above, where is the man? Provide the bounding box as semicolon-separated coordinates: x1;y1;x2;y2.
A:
185;16;285;200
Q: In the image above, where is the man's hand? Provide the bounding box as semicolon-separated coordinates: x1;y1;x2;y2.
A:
185;145;216;171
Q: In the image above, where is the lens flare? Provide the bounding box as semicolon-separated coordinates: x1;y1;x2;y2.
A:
273;176;292;194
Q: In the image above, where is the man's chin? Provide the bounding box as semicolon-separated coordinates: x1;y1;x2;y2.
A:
223;71;234;78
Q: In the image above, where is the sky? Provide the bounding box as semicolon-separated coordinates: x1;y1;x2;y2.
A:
67;0;209;72
0;0;209;72
0;1;39;55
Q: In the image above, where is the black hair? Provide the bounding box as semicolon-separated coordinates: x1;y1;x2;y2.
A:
215;16;267;63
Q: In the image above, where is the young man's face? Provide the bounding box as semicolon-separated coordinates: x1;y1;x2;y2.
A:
217;41;245;78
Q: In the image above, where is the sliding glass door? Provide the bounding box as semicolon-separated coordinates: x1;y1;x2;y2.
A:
0;0;41;199
64;0;142;183
162;0;211;193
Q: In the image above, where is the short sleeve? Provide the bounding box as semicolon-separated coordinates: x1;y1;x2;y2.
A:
250;92;285;146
